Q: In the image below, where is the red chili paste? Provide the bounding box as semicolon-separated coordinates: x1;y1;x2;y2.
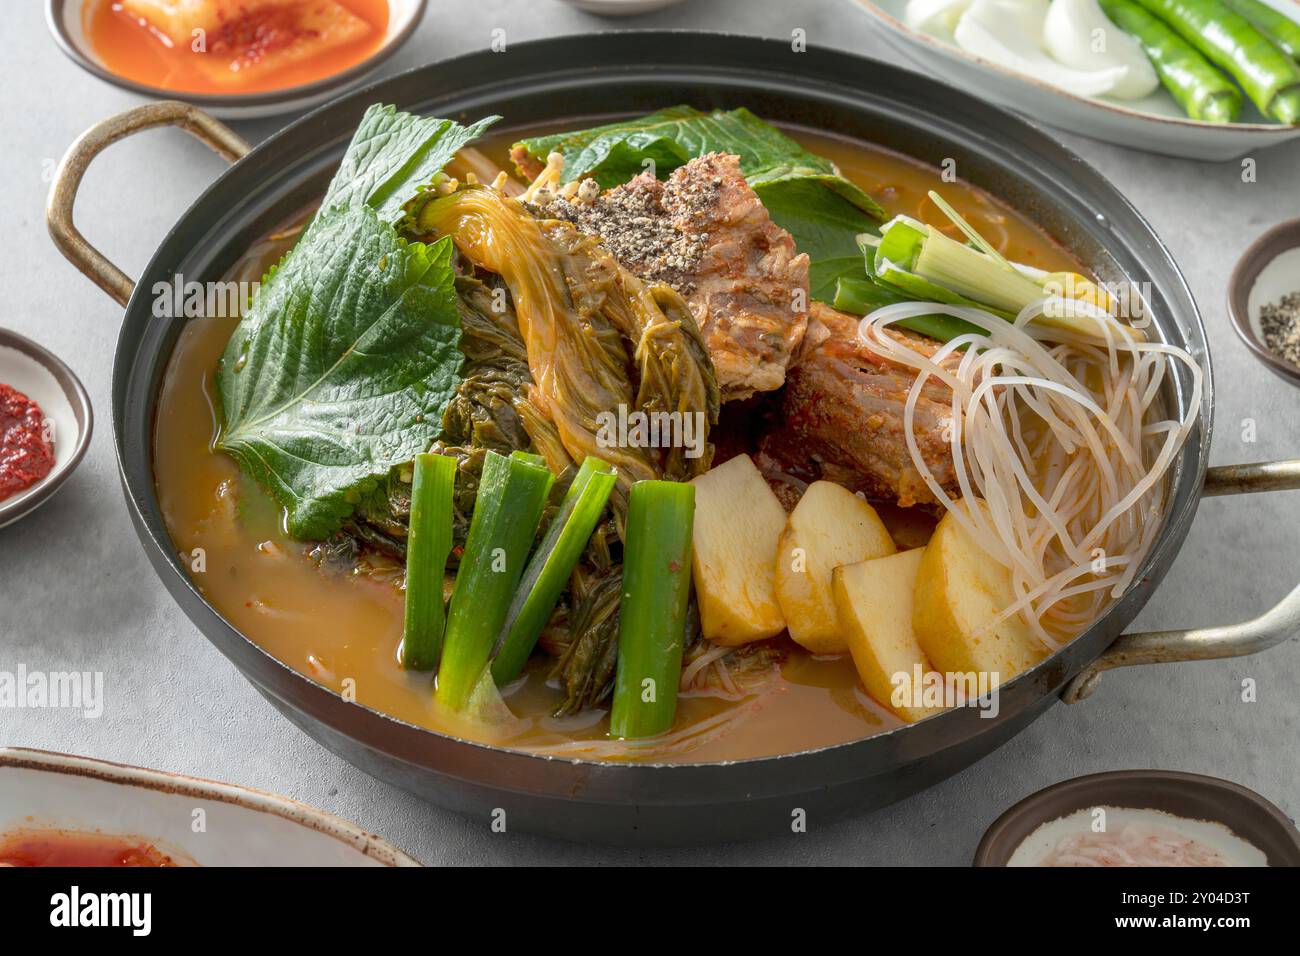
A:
0;383;55;501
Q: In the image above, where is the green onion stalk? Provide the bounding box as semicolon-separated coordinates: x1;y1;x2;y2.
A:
490;456;618;685
608;480;695;740
874;219;1035;316
868;196;1127;342
833;276;983;342
399;453;457;671
436;450;554;712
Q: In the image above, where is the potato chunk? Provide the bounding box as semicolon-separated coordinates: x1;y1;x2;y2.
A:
912;508;1049;684
833;548;942;723
775;481;895;653
690;455;787;645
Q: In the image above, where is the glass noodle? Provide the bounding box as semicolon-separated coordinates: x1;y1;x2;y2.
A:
857;296;1202;648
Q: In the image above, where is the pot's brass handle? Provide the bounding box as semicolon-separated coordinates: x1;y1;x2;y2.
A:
47;101;250;307
1062;459;1300;702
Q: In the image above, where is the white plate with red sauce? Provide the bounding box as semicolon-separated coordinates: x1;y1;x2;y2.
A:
47;0;427;119
0;328;92;530
0;749;421;866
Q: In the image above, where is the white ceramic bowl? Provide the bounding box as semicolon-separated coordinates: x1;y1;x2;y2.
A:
47;0;427;120
0;749;420;866
1228;217;1300;386
847;0;1300;160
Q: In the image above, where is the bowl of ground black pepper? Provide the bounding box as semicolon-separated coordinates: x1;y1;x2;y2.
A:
1229;217;1300;388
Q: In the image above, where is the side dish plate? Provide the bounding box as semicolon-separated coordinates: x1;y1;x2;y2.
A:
847;0;1300;160
0;748;420;866
0;328;92;529
974;770;1300;866
46;0;427;119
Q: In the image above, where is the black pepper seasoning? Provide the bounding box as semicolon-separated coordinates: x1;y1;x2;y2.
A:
1260;291;1300;367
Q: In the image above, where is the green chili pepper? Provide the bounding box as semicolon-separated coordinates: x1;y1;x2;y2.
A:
1223;0;1300;61
1132;0;1300;122
1101;0;1245;122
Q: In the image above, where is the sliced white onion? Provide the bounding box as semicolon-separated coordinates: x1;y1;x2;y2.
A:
954;0;1128;98
905;0;973;35
1043;0;1159;99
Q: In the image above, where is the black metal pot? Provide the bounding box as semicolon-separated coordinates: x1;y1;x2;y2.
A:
48;33;1300;845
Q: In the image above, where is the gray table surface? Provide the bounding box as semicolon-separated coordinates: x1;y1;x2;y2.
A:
3;0;1299;866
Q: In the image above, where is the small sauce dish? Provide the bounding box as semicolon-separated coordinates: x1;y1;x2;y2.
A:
1228;217;1300;388
0;328;92;531
974;770;1300;866
47;0;427;119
